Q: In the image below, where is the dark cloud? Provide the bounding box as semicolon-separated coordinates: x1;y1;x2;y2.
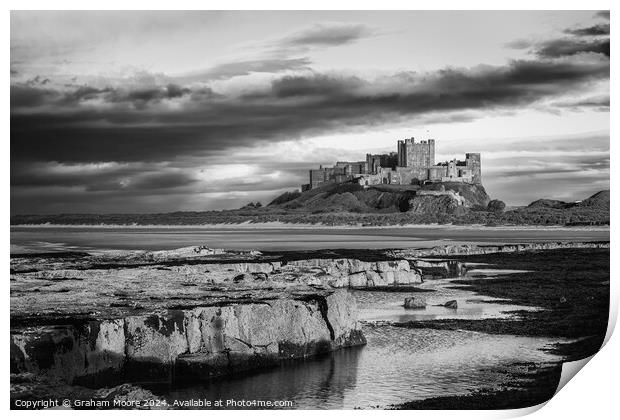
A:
106;84;191;106
10;158;306;214
269;73;365;97
535;38;610;58
506;22;610;59
553;96;609;110
11;83;192;110
281;23;375;48
87;171;197;192
11;56;609;165
11;85;55;107
596;11;610;20
11;161;198;193
564;23;610;36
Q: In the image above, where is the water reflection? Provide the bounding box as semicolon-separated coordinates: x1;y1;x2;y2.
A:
162;346;362;409
157;324;563;409
153;269;565;409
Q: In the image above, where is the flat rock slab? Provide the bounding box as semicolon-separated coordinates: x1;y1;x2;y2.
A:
10;250;420;323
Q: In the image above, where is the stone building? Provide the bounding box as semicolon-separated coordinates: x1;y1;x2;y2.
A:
366;152;398;174
305;138;481;190
335;161;368;176
397;138;435;168
308;165;347;189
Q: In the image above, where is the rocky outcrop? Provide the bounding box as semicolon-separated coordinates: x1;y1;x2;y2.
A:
11;290;364;386
408;194;466;216
422;182;491;206
406;181;491;215
278;258;422;287
413;259;468;278
390;241;609;259
10;249;372;393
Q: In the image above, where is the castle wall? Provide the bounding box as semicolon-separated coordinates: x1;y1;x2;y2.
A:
309;166;347;189
309;140;480;190
336;161;368;176
366;153;398;174
428;166;447;181
395;166;429;184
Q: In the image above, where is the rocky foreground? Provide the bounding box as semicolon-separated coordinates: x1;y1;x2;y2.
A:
10;246;425;407
10;241;608;408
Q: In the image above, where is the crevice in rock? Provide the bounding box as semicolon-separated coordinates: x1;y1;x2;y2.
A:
296;294;335;341
232;337;253;349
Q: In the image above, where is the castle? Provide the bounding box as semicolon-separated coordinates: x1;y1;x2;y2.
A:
303;138;481;191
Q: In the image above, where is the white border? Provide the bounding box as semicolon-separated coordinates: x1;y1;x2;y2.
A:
4;2;616;419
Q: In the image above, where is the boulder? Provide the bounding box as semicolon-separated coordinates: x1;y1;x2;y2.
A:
404;296;426;309
232;273;255;283
444;300;458;309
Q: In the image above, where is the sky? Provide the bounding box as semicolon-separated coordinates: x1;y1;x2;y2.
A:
10;10;610;214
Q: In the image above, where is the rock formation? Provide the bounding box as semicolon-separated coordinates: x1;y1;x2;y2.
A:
390;241;609;259
10;248;426;396
413;259;468;279
11;289;365;386
404;296;426;309
444;300;458;309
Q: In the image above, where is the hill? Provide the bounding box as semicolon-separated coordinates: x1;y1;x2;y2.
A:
455;190;610;226
268;181;490;214
10;188;609;227
577;190;610;210
527;199;570;209
268;181;416;213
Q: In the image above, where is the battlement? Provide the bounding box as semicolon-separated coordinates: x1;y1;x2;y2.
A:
304;138;481;190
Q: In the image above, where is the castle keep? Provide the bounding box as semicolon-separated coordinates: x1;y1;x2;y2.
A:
303;138;481;191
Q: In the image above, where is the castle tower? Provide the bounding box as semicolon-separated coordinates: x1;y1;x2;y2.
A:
428;139;435;166
397;137;435;168
397;139;409;167
465;153;481;184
